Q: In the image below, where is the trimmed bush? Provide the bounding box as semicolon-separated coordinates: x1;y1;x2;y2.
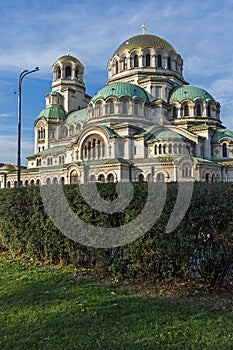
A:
0;182;233;287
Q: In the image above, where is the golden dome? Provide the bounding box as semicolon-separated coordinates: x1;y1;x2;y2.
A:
113;34;177;56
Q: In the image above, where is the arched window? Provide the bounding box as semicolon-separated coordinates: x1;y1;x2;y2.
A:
98;174;105;183
70;170;78;184
223;143;227;157
163;144;167;154
138;174;144;183
173;107;178;118
65;66;71;78
207;105;211;117
134;102;138;115
196;104;202;116
109;101;114;114
205;173;210;182
89;175;96;182
58;68;61;79
134;54;139;67
167;57;171;69
46;178;51;185
36;179;40;186
158;144;162;154
60;177;65;185
156;172;165;182
75;68;79;79
157;54;162;68
184;104;189;116
115;61;118;74
154;145;157;155
122;100;128;114
145;54;150;66
168;144;173;153
123;57;127;70
107;173;114;182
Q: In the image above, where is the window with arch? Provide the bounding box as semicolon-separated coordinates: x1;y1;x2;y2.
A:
168;144;173;153
167;57;171;69
121;99;129;114
222;143;227;157
82;135;105;160
154;144;157;155
156;172;165;182
36;179;40;186
158;144;162;154
75;68;79;79
134;54;139;67
62;126;68;138
184;104;189;116
157;54;162;68
145;54;150;66
115;61;118;74
65;66;71;78
138;174;144;183
182;164;192;178
173;106;178;118
46;178;51;185
207;104;211;117
107;173;114;182
98;174;105;183
196;103;202;116
205;173;210;182
89;175;96;182
58;68;61;79
123;57;127;70
70;170;79;184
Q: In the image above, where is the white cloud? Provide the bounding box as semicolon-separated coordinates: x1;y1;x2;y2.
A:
0;135;33;165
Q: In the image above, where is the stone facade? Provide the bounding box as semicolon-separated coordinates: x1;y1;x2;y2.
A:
1;30;233;188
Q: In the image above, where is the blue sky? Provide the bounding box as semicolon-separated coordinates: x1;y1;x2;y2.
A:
1;0;233;164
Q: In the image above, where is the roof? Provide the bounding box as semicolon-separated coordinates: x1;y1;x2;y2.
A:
99;125;119;138
212;129;233;143
92;82;149;103
36;106;66;121
113;34;177;56
27;145;67;158
66;109;88;125
146;129;185;142
169;85;216;103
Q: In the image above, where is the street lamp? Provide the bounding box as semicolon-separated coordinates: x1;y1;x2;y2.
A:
17;67;39;187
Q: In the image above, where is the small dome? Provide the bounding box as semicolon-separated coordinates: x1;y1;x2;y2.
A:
0;163;17;173
113;34;177;56
169;85;215;103
55;54;82;66
92;82;149;103
36;106;66;120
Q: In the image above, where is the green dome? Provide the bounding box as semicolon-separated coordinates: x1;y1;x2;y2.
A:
36;106;66;120
92;82;149;103
113;34;177;56
169;85;216;103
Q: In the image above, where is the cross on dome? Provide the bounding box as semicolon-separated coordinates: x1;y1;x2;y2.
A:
141;23;147;35
67;48;71;55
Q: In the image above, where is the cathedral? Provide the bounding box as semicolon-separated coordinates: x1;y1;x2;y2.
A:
1;27;233;188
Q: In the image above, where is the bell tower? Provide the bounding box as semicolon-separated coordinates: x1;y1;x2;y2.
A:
51;50;90;113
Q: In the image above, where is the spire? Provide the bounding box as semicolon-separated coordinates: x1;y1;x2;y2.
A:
141;23;147;35
67;48;71;56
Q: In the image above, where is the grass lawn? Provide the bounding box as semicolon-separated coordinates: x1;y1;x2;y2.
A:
1;252;233;350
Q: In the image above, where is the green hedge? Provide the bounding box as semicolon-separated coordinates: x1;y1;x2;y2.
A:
0;183;233;287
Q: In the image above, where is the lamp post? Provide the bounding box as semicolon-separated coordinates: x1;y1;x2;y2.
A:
17;67;39;187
